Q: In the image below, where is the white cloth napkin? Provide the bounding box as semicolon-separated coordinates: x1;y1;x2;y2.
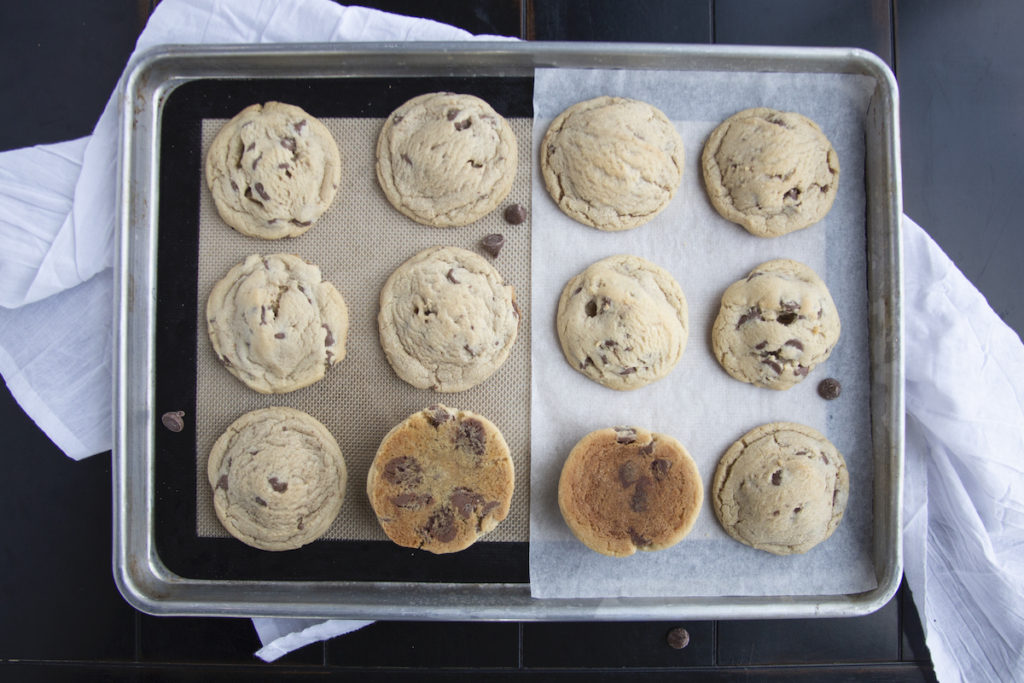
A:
1;0;1022;676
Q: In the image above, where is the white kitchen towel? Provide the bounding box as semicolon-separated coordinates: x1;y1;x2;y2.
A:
901;215;1024;682
1;0;1022;677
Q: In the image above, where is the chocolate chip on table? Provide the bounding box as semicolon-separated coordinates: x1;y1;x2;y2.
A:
503;203;527;225
817;377;842;400
161;411;185;432
481;233;505;258
666;627;690;650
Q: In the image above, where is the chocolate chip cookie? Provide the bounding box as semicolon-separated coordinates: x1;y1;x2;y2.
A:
207;253;349;394
205;101;341;239
712;258;839;390
376;92;518;227
208;407;347;551
558;426;703;557
557;254;688;390
366;405;515;554
712;422;848;555
701;107;839;237
378;246;520;392
540;96;684;231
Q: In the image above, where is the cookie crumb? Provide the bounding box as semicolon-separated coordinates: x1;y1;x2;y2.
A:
503;203;527;225
161;411;185;432
666;627;690;650
481;233;505;258
817;377;841;400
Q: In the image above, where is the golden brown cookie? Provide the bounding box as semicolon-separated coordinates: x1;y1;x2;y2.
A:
366;405;515;554
712;422;849;555
558;426;703;557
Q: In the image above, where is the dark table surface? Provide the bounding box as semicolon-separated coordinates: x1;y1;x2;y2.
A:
4;1;1021;680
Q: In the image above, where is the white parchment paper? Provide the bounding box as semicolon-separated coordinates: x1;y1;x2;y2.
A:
529;68;878;598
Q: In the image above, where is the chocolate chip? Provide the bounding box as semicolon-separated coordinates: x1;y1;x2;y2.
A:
451;487;486;519
290;219;312;227
383;456;422;486
630;476;654;512
794;365;810;377
391;492;434;509
601;339;618;348
468;160;484;169
651;458;672;480
401;153;413;165
615;427;637;444
323;325;335;347
818;377;841;400
426;405;453;427
294;119;307;132
481;233;505;258
784;339;804;351
268;477;287;493
425;508;457;543
161;411;185;432
777;312;798;326
455;418;486;456
260;305;267;325
639;440;656;456
618;461;640;487
253;183;270;201
216;474;228;491
784;187;801;201
453;118;472;131
446;268;460;284
254;496;267;507
762;358;783;374
666;627;690;650
771;470;782;486
794;506;803;513
251;153;263;170
274;332;285;339
281;137;297;152
446;108;460;121
628;527;651;547
755;341;768;350
585;300;598;317
619;367;637;376
736;306;762;328
503;203;527;225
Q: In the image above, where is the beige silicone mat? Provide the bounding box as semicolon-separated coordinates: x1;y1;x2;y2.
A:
195;116;532;543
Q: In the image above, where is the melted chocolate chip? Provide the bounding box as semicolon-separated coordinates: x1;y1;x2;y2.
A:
383;456;422;486
446;268;460;284
503;203;527;225
446;108;460;121
425;507;457;543
639;440;656;456
630;476;654;512
755;341;768;350
762;358;783;375
323;325;335;348
736;306;762;328
425;405;453;427
785;339;805;351
281;137;297;152
268;477;287;493
771;470;782;485
391;492;434;509
620;367;637;376
274;332;286;339
628;527;651;547
455;418;486;456
619;461;640;487
481;233;505;257
254;496;267;507
784;187;801;201
453;119;472;131
450;487;486;519
294;119;306;132
777;312;798;326
290;219;312;227
651;458;672;480
615;427;638;444
253;183;270;201
585;300;598;317
161;411;185;432
216;474;228;491
794;366;810;377
817;377;842;400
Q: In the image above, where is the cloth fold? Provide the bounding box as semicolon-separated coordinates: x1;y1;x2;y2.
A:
1;0;1022;677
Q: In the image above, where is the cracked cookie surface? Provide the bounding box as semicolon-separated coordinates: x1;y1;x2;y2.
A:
367;405;514;554
540;96;684;231
712;422;848;555
712;258;839;390
378;246;519;392
208;407;346;551
701;107;839;237
558;426;703;557
557;254;688;390
205;101;341;239
376;92;518;227
207;253;349;394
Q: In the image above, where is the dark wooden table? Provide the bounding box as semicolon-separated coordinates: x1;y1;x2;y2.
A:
5;1;1020;679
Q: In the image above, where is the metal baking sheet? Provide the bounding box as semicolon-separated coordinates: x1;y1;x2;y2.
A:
113;42;903;620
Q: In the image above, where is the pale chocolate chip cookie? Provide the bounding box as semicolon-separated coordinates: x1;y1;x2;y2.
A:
712;422;848;555
376;92;518;227
205;101;341;239
207;253;349;394
558;426;703;557
208;406;347;552
701;107;839;237
712;258;839;390
366;405;514;554
541;96;684;231
557;254;688;390
378;246;520;392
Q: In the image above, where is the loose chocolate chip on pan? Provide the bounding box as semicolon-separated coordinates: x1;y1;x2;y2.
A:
481;233;505;258
161;411;185;432
503;203;527;225
818;377;842;400
666;627;690;650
